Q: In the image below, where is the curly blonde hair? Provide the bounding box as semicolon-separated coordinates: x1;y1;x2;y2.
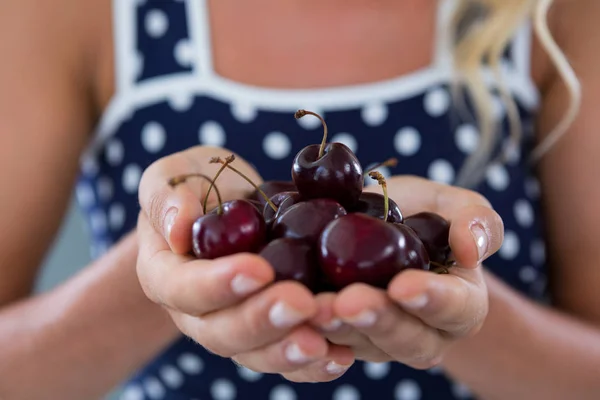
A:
450;0;581;187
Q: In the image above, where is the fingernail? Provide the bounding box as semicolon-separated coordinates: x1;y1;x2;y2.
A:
164;207;178;241
399;294;429;310
470;223;488;262
269;302;306;328
230;275;265;296
285;343;311;364
345;310;377;327
321;318;343;332
325;361;350;375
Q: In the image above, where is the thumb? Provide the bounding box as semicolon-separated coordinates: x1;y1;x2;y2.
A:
138;146;263;254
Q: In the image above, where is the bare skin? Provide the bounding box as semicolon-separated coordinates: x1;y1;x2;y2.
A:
1;0;599;399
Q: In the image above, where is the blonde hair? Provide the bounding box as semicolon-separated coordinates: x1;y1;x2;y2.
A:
449;0;581;187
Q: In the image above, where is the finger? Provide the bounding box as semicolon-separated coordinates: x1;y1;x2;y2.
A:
138;146;263;253
310;293;391;362
172;281;318;357
335;283;446;369
282;344;356;383
388;268;488;337
231;325;328;374
364;176;504;268
136;212;275;315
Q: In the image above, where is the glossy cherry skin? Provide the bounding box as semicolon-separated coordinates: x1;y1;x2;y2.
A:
350;192;404;223
259;238;319;291
403;212;450;264
262;191;303;227
271;198;347;244
291;143;363;208
192;200;267;259
318;214;430;289
250;181;297;206
247;199;263;213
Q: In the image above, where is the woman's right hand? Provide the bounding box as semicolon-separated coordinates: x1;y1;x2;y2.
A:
135;145;354;382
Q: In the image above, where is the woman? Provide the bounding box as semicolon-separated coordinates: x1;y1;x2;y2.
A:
1;0;599;399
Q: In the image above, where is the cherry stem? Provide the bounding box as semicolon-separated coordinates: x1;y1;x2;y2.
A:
369;171;389;222
430;261;455;275
168;172;224;216
210;155;278;212
364;158;398;177
204;156;235;215
295;109;328;159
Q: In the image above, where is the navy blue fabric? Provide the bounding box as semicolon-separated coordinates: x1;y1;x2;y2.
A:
76;2;548;399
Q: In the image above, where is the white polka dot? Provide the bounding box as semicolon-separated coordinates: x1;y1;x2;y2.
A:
530;239;546;266
331;133;358;154
120;385;144;400
332;384;360;400
519;266;538;283
199;121;226;147
263;132;292;160
394;127;422;156
81;156;99;176
145;10;169;38
395;379;422;400
499;230;520;260
106;139;125;166
142;122;167;153
109;203;126;231
159;365;183;389
424;87;451;117
90;210;108;234
364;165;392;187
174;40;194;67
123;164;143;194
210;379;236;400
237;366;263;382
452;383;473;399
486;164;510;191
363;362;391;379
455;124;479;154
143;377;165;400
269;384;297;400
168;92;195;112
525;177;541;199
514;199;534;228
76;183;95;208
296;109;324;130
177;353;203;375
97;177;114;202
231;102;258;123
428;159;455;184
362;103;389;126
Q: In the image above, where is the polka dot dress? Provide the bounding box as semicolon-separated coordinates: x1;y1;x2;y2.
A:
77;1;548;398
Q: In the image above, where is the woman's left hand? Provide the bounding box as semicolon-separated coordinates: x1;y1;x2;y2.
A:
308;176;504;370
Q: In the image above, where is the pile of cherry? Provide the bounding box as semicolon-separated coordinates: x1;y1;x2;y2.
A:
169;110;455;293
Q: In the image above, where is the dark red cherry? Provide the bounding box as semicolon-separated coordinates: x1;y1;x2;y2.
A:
350;192;404;223
291;110;363;208
403;212;450;264
259;238;319;291
192;200;266;259
318;214;430;290
250;181;297;206
262;191;303;226
272;198;347;244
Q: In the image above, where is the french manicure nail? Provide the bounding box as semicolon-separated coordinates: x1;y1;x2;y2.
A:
164;207;178;241
325;361;349;375
470;223;488;262
285;343;311;364
230;275;264;296
399;294;429;310
345;310;377;327
321;318;343;332
269;302;305;328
